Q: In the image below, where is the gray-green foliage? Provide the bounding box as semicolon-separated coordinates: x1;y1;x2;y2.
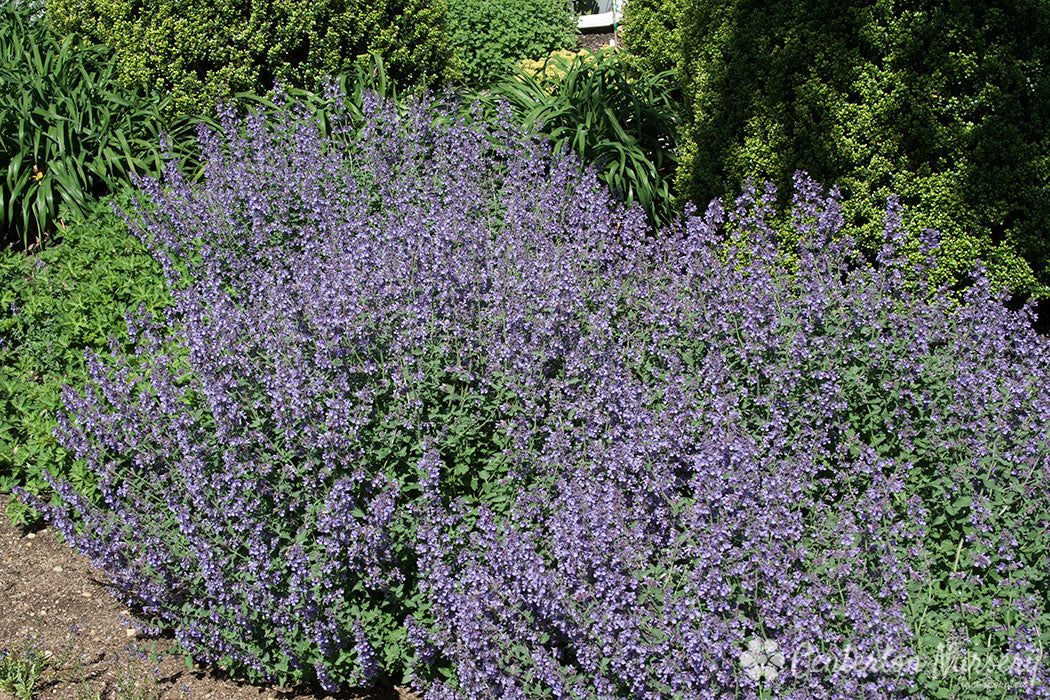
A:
447;0;576;87
0;57;402;529
0;641;49;700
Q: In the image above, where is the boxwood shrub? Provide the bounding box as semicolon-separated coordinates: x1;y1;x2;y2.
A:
45;0;457;116
675;0;1050;296
619;0;686;76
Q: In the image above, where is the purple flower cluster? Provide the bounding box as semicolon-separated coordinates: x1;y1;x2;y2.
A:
24;86;1050;698
411;179;1050;698
27;88;652;690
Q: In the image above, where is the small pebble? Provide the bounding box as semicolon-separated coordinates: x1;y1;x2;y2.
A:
52;565;63;572
81;591;92;598
26;533;36;539
126;628;137;638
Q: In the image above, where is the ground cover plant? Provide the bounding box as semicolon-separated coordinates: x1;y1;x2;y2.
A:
446;0;576;87
0;627;192;700
13;87;1050;700
0;0;204;250
0;637;48;700
0;197;170;527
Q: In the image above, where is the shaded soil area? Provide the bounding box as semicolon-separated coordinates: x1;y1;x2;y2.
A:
0;494;419;700
577;31;618;52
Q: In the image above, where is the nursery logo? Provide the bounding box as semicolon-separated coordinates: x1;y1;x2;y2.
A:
787;640;1045;691
739;638;786;682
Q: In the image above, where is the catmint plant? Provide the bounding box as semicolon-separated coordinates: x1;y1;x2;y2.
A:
410;178;1050;699
18;82;1050;700
22;87;652;691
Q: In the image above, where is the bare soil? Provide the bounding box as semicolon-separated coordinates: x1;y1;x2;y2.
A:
0;493;420;700
577;31;618;53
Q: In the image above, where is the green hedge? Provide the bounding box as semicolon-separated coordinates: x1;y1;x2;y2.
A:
671;0;1050;295
447;0;576;87
45;0;457;116
619;0;685;76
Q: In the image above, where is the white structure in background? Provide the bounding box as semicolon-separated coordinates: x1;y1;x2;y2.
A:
577;0;624;30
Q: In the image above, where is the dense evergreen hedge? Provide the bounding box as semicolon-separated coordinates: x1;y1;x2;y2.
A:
45;0;457;116
619;0;684;76
632;0;1050;294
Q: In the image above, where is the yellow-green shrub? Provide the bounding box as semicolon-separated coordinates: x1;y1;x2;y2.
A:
517;48;594;83
46;0;457;116
620;0;686;76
